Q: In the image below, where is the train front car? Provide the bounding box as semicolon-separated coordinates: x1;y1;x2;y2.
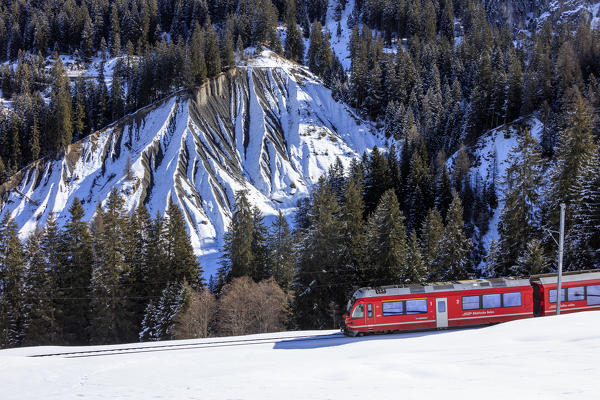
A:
531;270;600;316
343;278;534;336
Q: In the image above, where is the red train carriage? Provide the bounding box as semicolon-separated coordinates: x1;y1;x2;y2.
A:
530;270;600;317
343;278;533;336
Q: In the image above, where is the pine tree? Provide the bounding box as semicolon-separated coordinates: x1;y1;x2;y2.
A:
250;206;269;282
366;189;407;286
221;22;235;71
49;55;73;154
60;198;93;344
111;4;121;57
0;215;26;348
364;146;391;216
339;175;367;291
284;4;304;64
403;230;427;283
307;21;332;78
546;86;597;235
571;150;600;268
163;198;202;286
205;26;221;78
29;116;40;161
294;178;341;329
220;190;255;283
40;214;65;343
89;188;129;344
514;239;548;276
22;231;54;346
111;73;124;121
267;210;295;290
421;208;444;278
497;129;544;276
432;191;472;281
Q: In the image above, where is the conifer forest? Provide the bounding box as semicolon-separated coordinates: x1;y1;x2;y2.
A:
1;0;600;347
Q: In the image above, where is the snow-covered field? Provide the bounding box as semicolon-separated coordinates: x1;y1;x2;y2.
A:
1;311;599;399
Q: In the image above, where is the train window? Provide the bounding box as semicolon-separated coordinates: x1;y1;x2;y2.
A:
549;289;566;303
503;292;522;307
367;304;373;318
406;299;427;314
482;294;501;308
462;295;480;310
352;304;364;319
382;301;404;316
568;287;585;301
588;285;600;306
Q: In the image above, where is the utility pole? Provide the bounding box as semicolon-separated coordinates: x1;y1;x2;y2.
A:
556;203;565;316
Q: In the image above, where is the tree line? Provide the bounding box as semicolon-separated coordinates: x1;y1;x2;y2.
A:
0;186;292;348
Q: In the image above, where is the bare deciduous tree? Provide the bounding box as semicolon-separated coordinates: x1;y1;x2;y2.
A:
171;284;217;339
216;277;288;336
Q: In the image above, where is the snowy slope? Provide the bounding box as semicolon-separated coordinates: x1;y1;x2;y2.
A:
447;116;544;267
1;310;599;399
0;51;381;278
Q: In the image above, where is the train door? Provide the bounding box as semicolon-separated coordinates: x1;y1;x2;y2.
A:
366;303;375;328
436;298;448;328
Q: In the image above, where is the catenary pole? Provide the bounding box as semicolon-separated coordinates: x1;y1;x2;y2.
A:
556;203;565;316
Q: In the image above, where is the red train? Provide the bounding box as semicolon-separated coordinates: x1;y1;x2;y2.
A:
342;269;600;336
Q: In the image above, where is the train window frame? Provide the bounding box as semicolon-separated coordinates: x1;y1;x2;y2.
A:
405;299;428;314
567;286;585;302
482;293;501;309
462;295;480;310
588;285;600;306
352;303;365;319
367;303;373;318
549;288;566;303
502;292;522;307
382;301;404;316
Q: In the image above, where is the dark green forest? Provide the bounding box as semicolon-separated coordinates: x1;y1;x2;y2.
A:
1;0;600;343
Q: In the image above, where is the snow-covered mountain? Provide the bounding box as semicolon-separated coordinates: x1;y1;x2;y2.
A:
0;51;381;278
485;0;600;31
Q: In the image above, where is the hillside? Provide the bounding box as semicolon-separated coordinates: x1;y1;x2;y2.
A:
1;311;599;399
0;51;381;278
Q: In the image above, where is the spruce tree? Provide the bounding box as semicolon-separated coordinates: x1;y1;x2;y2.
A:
284;6;304;64
571;150;600;268
163;198;202;286
366;189;407;286
22;231;55;346
267;210;295;290
294;178;341;329
432;191;472;281
0;215;26;348
61;198;93;344
339;175;367;291
89;188;129;344
421;208;444;278
497;129;544;276
220;190;255;283
41;214;65;343
205;26;221;78
545;86;597;235
403;230;427;283
111;4;121;57
49;55;73;154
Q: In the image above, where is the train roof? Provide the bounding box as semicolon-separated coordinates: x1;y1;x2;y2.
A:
352;277;531;299
530;269;600;285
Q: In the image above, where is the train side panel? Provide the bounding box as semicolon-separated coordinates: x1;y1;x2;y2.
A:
446;286;533;328
534;277;600;316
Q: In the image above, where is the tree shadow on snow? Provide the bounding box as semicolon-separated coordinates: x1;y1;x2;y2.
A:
273;328;481;350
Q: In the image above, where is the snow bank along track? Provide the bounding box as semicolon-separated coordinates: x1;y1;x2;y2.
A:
29;333;347;358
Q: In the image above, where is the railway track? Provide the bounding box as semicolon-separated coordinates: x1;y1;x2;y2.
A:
29;333;348;359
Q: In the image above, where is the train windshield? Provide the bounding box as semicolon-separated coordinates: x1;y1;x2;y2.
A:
346;296;357;314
